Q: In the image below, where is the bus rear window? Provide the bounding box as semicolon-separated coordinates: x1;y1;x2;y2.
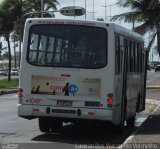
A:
27;24;107;69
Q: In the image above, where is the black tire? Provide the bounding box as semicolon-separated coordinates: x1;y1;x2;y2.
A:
50;119;63;133
116;115;127;132
116;96;127;132
39;117;50;133
127;115;136;127
136;93;141;112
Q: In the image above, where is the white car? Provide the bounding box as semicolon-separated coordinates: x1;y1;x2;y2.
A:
11;69;19;75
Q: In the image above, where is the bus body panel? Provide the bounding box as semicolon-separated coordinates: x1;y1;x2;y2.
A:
18;18;146;127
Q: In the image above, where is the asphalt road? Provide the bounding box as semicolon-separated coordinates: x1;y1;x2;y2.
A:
146;70;159;84
0;70;159;149
146;70;160;100
0;93;157;149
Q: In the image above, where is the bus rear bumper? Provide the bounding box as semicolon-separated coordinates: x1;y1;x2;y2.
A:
18;104;113;122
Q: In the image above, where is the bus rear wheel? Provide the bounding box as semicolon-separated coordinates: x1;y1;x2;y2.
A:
39;117;63;133
39;117;50;133
127;115;136;127
50;118;63;133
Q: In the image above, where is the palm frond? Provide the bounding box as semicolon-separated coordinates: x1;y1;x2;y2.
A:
134;21;155;35
147;32;156;50
111;11;143;23
153;45;158;55
44;0;59;11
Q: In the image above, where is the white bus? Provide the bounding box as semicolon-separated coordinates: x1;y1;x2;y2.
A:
18;18;147;132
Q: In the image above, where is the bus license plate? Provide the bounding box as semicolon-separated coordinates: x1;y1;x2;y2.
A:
57;100;72;107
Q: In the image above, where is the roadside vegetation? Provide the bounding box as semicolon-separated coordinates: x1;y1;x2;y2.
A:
0;78;19;89
111;0;160;55
0;0;59;81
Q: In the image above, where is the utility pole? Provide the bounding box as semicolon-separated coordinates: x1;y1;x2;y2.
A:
85;0;86;19
19;0;23;68
73;0;75;18
102;2;119;22
92;0;95;20
41;0;43;18
105;0;107;21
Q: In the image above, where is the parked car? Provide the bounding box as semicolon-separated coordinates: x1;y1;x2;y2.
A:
10;69;19;75
0;70;7;76
155;65;160;72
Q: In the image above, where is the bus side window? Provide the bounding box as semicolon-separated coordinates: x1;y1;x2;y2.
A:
129;41;132;72
132;42;136;72
139;44;143;72
29;33;39;63
46;37;55;64
37;35;47;64
134;42;138;72
115;36;120;74
124;39;129;72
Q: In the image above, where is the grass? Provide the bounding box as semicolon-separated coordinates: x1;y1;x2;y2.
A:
0;78;19;89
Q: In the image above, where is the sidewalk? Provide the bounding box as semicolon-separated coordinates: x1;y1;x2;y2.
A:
121;103;160;149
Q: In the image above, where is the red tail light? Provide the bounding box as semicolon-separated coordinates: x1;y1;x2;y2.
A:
107;98;113;103
18;88;23;98
107;93;113;103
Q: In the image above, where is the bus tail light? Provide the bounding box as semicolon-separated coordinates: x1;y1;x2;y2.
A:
18;88;23;98
107;93;113;103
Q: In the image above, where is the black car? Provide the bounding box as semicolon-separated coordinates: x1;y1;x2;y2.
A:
155;65;160;72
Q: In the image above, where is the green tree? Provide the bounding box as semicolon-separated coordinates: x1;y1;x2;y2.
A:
0;0;59;76
22;0;59;18
111;0;160;55
10;0;59;41
0;0;20;81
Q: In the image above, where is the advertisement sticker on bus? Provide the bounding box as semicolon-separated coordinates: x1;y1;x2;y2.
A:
31;75;101;97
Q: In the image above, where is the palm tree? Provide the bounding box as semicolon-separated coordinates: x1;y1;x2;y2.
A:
22;0;59;17
0;0;20;81
111;0;160;55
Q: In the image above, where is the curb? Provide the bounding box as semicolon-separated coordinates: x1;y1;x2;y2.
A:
146;86;160;89
146;99;160;105
117;99;160;149
0;89;18;95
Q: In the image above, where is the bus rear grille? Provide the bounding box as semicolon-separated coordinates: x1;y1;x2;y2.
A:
52;109;76;114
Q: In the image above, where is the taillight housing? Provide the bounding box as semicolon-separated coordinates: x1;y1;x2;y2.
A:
107;93;113;103
18;88;23;98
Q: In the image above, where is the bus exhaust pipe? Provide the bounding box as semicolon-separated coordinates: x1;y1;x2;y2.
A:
46;107;50;114
77;109;81;116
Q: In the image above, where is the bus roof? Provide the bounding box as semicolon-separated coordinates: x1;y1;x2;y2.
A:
112;23;144;42
26;18;144;42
